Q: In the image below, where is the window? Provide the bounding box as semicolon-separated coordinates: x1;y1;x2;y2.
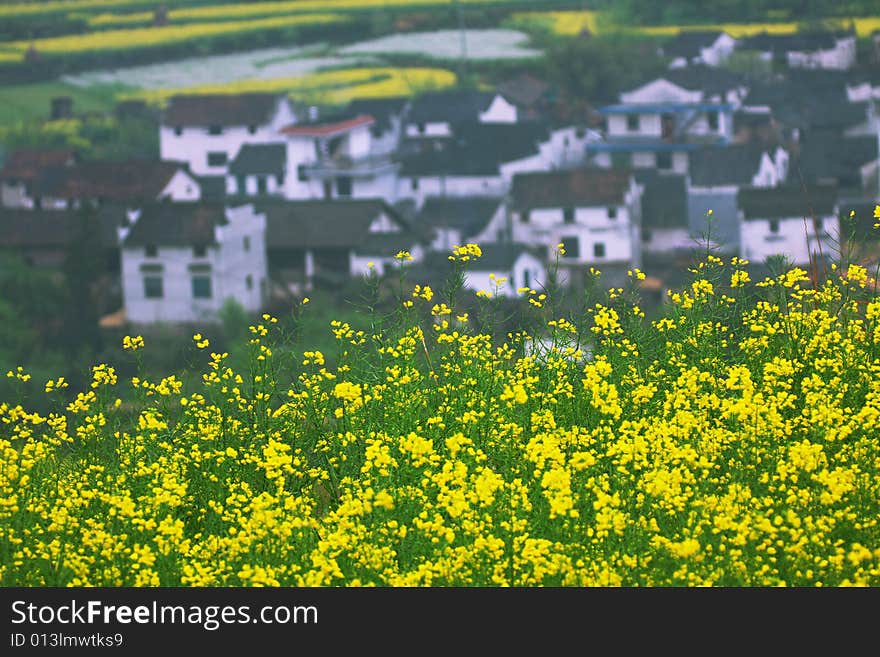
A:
641;228;653;243
656;152;672;170
707;111;719;131
246;274;253;290
520;210;530;224
237;175;247;195
593;242;606;258
207;152;227;167
208;125;223;135
563;207;575;224
337;176;352;197
145;244;158;258
769;219;780;234
193;245;207;258
192;275;212;299
561;236;580;259
417;122;426;134
248;125;257;135
523;269;531;289
411;177;420;191
257;176;267;194
144;276;163;299
297;165;308;182
607;206;618;220
626;115;639;131
243;236;251;252
575;127;586;139
174;126;183;136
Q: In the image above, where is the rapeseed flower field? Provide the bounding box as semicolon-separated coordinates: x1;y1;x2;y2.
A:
2;228;880;587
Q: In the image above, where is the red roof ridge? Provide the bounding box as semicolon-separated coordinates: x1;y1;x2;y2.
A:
279;114;375;137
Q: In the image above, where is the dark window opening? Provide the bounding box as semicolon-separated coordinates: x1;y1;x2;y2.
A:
243;236;251;252
708;111;719;131
563;207;575;224
769;219;780;234
607;206;618;219
336;176;352;197
641;228;653;243
208;125;223;135
248;125;257;135
593;242;606;258
626;115;639;131
237;175;247;195
207;152;227;167
657;152;673;170
192;275;212;299
297;165;308;182
520;210;530;223
417;122;426;134
561;236;580;259
193;245;207;258
174;127;183;136
523;269;531;288
411;177;420;191
144;276;163;299
145;244;158;258
246;274;253;290
661;113;675;139
257;176;268;194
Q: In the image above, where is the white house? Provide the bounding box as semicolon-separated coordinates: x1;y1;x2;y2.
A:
463;244;547;297
635;170;692;255
501;168;643;275
740;31;857;71
159;93;296;176
737;183;839;266
686;143;789;254
279;113;399;202
416;196;506;251
226;143;286;198
120;202;267;324
1;158;202;210
661;31;738;68
261;198;424;289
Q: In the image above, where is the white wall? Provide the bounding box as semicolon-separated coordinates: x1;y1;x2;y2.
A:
160;169;202;201
620;79;701;104
740;214;839;265
608;114;663;138
787;36;856;71
405;122;452;139
122;204;266;324
464;253;546;297
479;95;518;124
641;227;692;254
396;175;505;208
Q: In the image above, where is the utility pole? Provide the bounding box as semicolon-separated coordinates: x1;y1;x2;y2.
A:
453;0;468;82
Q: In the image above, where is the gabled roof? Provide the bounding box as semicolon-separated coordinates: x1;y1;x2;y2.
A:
511;168;633;211
261;199;408;249
0;149;75;181
280;114;373;137
790;131;878;188
32;160;190;201
635;170;688;228
122;202;228;247
197;175;226;200
689;144;770;187
409;89;496;124
662;31;727;59
737;183;838;219
163;93;284;127
663;65;745;96
0;206;123;249
417;197;502;238
229;143;286;177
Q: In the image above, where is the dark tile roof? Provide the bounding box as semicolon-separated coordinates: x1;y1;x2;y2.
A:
122;202;228;247
354;231;425;257
689;144;770;187
0;206;122;249
409;89;496;124
635;170;688;228
737;183;838;219
511;168;633;211
790;131;878;188
734;108;773;130
739;30;847;54
261;199;409;249
228;143;286;177
32;160;188;201
661;31;726;59
417;197;501;238
0;149;75;181
464;243;540;272
163;93;283;127
400;122;547;177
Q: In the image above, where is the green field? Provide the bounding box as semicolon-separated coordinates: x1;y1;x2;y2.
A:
0;80;126;126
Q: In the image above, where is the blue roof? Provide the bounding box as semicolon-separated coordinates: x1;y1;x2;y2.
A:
599;103;734;114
